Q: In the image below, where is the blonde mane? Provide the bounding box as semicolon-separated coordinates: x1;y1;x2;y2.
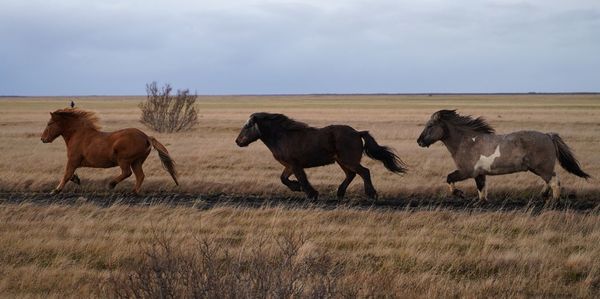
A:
52;108;101;130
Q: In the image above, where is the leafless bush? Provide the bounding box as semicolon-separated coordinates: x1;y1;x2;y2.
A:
102;231;355;298
139;82;198;133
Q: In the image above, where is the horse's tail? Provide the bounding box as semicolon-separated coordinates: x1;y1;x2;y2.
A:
549;133;590;179
359;131;407;174
149;136;179;185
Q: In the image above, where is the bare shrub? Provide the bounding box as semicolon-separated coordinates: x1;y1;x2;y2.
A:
102;231;355;298
139;82;198;133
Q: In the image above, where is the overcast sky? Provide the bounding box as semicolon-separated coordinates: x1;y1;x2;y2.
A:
0;0;598;95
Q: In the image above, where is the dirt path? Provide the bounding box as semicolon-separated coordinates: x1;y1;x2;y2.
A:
1;192;598;213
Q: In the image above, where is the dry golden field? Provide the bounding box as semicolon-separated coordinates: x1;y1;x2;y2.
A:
0;95;599;298
0;94;599;198
0;203;599;298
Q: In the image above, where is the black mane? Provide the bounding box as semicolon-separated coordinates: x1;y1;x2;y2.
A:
252;112;312;131
434;110;495;134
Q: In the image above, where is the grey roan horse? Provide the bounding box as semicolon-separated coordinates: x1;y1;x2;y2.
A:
417;110;590;201
236;112;407;199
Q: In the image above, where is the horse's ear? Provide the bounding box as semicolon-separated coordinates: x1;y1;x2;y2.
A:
244;114;256;127
249;114;261;124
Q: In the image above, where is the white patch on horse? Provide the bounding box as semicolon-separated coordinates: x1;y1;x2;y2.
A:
474;146;501;172
471;137;477;142
244;118;252;127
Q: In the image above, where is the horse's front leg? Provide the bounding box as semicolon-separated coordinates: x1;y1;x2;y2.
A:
51;161;79;195
292;166;319;199
446;170;470;198
280;166;302;192
475;175;487;201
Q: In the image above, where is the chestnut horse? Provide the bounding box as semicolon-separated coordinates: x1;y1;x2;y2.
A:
235;112;407;199
41;108;178;194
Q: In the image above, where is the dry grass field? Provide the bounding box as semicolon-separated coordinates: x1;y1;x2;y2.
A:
1;203;599;298
0;94;599;198
0;95;599;297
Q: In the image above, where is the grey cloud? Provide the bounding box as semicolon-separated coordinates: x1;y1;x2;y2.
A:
0;0;598;95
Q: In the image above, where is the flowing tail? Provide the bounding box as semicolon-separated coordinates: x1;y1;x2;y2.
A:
149;137;179;185
549;133;590;179
359;131;407;174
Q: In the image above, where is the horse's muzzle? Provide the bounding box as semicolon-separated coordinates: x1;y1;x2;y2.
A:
235;138;248;147
417;139;430;148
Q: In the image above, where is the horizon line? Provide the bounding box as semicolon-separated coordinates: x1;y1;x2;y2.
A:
2;91;600;98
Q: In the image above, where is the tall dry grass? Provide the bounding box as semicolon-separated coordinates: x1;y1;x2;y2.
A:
1;95;598;297
0;202;598;298
0;95;599;199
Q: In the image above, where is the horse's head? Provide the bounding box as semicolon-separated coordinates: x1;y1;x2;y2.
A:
417;110;452;147
235;114;261;147
41;112;67;143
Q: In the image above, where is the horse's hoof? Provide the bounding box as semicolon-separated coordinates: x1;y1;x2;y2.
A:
452;189;465;199
108;181;117;189
50;189;60;195
306;191;319;200
70;174;81;185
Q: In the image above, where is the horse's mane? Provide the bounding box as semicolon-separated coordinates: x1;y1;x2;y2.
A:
434;110;495;134
252;112;312;131
52;108;101;130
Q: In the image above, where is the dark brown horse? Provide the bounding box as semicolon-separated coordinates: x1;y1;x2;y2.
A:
417;110;590;201
235;112;407;199
41;108;178;194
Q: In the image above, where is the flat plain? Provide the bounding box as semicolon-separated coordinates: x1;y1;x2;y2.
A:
1;94;599;198
0;94;599;297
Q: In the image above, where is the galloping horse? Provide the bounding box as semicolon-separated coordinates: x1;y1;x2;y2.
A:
417;110;590;201
41;108;179;194
235;112;407;199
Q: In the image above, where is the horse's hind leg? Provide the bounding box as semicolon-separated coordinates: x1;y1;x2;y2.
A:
549;173;561;200
530;167;558;200
109;160;132;189
280;166;302;192
354;165;377;199
336;163;356;199
537;173;560;200
131;160;145;194
292;166;319;199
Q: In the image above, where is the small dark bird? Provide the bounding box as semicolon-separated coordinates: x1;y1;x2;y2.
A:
70;100;75;108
